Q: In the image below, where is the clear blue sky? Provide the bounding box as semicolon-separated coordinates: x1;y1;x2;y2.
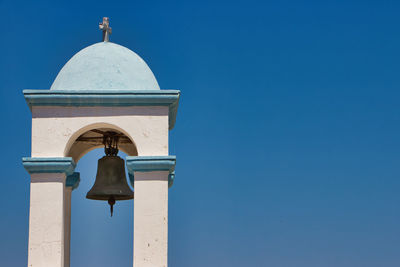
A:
1;0;399;266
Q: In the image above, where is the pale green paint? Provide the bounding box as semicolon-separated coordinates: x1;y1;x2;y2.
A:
50;42;160;91
126;156;176;173
22;157;76;176
66;172;80;190
126;156;177;187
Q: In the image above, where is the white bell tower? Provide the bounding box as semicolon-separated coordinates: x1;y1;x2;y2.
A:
22;17;180;267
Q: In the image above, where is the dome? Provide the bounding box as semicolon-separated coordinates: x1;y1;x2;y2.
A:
50;42;160;90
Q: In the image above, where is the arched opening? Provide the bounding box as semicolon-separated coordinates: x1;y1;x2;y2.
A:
65;124;136;266
64;122;138;162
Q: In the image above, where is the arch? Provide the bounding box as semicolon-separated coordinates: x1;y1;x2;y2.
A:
64;122;138;163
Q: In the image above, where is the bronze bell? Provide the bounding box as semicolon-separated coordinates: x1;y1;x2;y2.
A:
86;132;134;216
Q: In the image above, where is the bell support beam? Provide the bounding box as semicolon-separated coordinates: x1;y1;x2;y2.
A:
22;157;76;267
126;156;176;267
64;172;80;267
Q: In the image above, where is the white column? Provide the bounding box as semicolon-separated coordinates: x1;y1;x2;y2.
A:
133;171;169;267
28;173;66;267
23;157;76;267
126;156;176;267
64;187;72;267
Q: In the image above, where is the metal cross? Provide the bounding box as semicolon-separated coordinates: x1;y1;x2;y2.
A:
99;17;112;42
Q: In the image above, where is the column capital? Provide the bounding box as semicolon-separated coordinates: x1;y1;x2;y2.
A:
22;157;76;176
126;156;176;187
126;156;176;173
66;172;80;190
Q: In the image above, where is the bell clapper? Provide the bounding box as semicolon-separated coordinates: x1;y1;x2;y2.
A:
108;196;116;217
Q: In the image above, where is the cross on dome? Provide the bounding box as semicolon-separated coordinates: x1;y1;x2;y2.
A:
99;17;112;42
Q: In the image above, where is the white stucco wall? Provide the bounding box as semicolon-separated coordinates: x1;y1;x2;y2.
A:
28;173;66;267
133;171;169;267
29;105;171;267
31;106;169;161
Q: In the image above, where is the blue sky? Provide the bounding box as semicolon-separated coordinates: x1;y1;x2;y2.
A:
1;0;400;266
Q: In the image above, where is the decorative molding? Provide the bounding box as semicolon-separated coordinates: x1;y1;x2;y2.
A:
126;156;176;172
168;171;175;188
66;172;80;190
23;90;180;129
126;156;176;187
128;173;135;187
22;157;76;176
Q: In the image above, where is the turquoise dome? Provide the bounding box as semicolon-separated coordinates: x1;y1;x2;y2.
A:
50;42;160;90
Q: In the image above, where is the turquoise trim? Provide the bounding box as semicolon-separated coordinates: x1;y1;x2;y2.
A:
126;156;176;172
168;171;175;188
66;172;80;190
22;157;76;176
126;156;177;188
23;90;180;129
128;173;134;186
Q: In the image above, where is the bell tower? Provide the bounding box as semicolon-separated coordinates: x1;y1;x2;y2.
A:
22;17;180;267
